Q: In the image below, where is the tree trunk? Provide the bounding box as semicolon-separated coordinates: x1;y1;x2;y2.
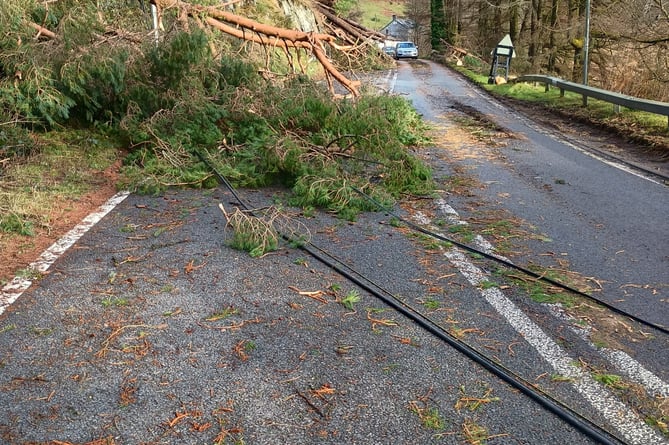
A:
509;2;519;44
529;0;543;70
151;0;361;97
547;0;559;71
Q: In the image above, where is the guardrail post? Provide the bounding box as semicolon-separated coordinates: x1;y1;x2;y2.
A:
560;88;564;98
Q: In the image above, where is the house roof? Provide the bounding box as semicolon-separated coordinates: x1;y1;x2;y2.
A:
379;15;415;33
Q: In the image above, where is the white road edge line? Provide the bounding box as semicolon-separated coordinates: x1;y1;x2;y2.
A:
427;199;667;445
438;199;669;398
547;304;669;398
469;88;662;186
0;191;130;316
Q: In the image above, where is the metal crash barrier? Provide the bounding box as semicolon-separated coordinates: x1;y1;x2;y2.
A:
516;74;669;128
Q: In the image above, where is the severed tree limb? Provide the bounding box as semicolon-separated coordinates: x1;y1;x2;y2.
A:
28;22;57;40
311;41;361;97
314;2;387;41
153;0;360;97
313;2;384;44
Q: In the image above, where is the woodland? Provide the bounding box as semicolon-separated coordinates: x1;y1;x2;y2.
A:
423;0;669;101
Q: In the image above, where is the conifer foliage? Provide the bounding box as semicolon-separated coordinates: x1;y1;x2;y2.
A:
0;0;432;220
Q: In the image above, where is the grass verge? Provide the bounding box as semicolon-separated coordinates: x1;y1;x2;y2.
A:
449;65;669;153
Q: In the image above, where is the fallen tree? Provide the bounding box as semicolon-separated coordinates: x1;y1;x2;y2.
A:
312;1;387;45
15;0;386;98
150;0;363;97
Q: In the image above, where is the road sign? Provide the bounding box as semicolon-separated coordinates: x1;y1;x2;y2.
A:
488;34;515;84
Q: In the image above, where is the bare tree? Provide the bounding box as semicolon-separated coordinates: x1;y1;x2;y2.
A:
432;0;668;100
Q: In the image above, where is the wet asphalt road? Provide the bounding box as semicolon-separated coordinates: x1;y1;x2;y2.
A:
393;60;668;329
0;61;667;445
0;189;604;444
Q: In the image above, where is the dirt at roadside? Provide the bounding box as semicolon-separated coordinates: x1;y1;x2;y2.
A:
0;160;122;285
497;95;669;177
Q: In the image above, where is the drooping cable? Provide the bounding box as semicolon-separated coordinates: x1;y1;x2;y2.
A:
196;151;627;445
350;186;669;336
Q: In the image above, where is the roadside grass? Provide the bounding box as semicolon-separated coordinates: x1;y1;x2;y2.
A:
450;65;669;144
491;81;668;132
357;0;405;30
0;128;121;281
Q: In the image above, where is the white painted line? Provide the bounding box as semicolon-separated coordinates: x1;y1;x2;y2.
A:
547;304;669;398
417;199;669;445
445;248;666;445
469;88;662;186
604;349;669;398
436;196;669;401
436;199;467;226
0;191;130;316
473;234;503;258
435;199;504;259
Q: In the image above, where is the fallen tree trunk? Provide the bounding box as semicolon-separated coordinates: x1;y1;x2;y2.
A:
313;2;386;43
28;22;57;40
152;0;360;97
312;3;369;44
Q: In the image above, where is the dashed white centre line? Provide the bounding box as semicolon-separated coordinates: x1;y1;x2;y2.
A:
0;191;130;316
445;248;665;445
429;199;667;445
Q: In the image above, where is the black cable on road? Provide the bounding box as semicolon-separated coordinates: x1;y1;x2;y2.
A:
350;186;669;336
301;241;625;445
195;150;627;445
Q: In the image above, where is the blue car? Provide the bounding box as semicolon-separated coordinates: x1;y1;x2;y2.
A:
394;41;418;59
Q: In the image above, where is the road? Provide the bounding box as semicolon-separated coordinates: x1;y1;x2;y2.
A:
0;60;667;445
386;59;669;441
391;60;668;327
